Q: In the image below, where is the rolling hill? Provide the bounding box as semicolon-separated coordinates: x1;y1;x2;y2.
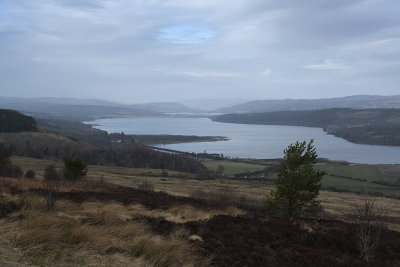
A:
0;97;163;120
214;95;400;114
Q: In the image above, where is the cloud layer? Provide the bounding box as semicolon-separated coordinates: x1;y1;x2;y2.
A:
0;0;399;102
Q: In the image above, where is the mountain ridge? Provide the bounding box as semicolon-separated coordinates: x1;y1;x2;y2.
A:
214;95;400;114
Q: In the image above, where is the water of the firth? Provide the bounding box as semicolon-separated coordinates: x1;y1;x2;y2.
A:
89;117;400;164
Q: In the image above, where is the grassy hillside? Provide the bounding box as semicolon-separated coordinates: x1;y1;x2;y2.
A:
212;108;400;146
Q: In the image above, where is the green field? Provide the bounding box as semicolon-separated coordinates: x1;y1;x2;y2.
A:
315;164;382;181
204;159;400;198
203;160;267;176
11;156;400;198
321;175;400;197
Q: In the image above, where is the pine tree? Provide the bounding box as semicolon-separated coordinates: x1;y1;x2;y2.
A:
63;157;87;182
266;139;325;217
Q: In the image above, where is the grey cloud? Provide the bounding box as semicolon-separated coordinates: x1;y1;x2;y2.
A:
0;0;399;102
57;0;105;9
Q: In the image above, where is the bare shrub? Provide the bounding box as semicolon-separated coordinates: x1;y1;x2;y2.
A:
355;197;389;261
138;181;154;192
10;166;23;178
43;165;61;212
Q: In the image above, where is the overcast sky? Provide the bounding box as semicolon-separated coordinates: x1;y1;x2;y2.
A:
0;0;399;103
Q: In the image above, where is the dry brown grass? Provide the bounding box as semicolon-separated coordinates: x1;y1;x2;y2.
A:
89;171;400;231
5;202;211;266
9;156;400;230
3;156;400;266
0;178;213;266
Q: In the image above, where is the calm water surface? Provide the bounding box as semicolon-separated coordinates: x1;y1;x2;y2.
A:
89;117;400;164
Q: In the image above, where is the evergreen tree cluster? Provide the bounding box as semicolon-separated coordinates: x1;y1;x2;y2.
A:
0;109;37;132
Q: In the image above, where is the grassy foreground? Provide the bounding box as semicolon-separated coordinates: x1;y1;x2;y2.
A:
0;156;399;266
11;157;400;228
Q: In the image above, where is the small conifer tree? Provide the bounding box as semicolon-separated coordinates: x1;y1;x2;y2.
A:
63;157;87;182
266;139;325;217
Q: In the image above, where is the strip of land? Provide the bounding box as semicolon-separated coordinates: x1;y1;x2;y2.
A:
212;108;400;146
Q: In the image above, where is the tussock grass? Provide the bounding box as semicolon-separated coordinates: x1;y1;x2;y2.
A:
125;203;243;223
127;235;206;267
10;205;210;266
17;193;47;212
0;178;212;266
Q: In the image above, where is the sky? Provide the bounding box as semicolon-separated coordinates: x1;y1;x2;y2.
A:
0;0;399;103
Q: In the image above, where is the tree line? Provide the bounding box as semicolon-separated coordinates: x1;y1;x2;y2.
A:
0;109;37;132
0;133;207;174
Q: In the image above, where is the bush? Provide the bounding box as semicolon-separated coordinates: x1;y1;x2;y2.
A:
8;166;23;178
355;197;389;261
24;169;36;179
63;157;87;182
0;146;12;177
43;165;61;212
216;165;225;177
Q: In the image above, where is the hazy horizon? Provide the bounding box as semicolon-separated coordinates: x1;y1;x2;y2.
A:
1;94;400;106
1;1;399;102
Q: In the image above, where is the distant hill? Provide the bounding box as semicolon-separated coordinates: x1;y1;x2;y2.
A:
214;95;400;114
24;104;163;121
0;109;37;132
0;97;163;120
0;97;119;107
212;108;400;146
129;102;204;114
182;98;250;111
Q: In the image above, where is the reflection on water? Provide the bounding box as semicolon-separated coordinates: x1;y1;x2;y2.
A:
90;117;400;164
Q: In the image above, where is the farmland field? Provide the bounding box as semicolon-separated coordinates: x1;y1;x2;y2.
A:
10;157;400;223
203;160;266;176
